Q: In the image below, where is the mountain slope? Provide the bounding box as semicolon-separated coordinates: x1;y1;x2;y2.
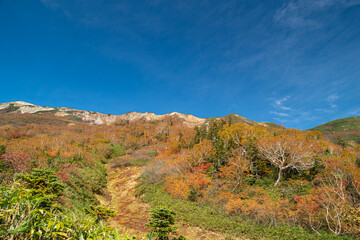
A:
311;116;360;145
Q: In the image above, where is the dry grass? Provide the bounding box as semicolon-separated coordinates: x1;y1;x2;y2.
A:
99;163;150;236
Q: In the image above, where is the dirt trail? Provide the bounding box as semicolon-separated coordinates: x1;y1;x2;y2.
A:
99;161;241;239
97;165;149;236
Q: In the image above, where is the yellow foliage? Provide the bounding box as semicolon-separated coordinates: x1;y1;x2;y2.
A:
90;138;110;144
219;123;270;147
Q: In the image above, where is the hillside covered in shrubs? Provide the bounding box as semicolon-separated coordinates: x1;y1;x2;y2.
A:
0;112;360;239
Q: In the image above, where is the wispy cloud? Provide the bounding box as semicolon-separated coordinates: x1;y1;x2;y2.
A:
327;94;338;108
36;0;360;130
273;96;292;111
327;94;338;102
347;108;360;116
40;0;58;9
268;95;329;129
272;110;320;129
315;108;332;113
274;0;347;29
268;96;292;123
270;111;289;117
228;103;240;111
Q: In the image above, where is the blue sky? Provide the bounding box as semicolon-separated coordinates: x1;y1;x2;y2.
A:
0;0;359;129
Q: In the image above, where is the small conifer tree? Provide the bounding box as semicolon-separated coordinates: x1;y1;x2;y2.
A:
146;207;187;240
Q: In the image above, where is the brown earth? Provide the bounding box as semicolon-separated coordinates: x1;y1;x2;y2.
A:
98;158;241;239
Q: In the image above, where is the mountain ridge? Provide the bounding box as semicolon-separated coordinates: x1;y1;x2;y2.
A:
0;101;207;127
0;101;282;128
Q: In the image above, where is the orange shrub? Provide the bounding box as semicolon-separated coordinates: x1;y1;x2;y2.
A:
164;172;212;201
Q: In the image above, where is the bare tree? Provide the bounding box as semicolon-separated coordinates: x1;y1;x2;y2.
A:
256;135;316;186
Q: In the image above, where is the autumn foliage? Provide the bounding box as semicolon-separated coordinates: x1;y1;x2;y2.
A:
1;114;360;237
144;121;360;236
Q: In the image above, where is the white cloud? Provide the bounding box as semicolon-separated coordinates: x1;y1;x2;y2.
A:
269;94;326;129
279;105;292;111
273;96;292;111
270;111;289;117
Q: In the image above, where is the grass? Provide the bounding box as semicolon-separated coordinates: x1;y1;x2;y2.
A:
109;156;151;169
129;158;151;166
67;115;84;122
311;117;360;145
107;144;152;168
136;182;357;240
34;108;60;115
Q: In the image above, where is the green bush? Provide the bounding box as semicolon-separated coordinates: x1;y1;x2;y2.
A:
107;144;125;159
0;144;5;155
85;205;116;223
15;168;65;209
64;163;107;209
0;169;134;240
